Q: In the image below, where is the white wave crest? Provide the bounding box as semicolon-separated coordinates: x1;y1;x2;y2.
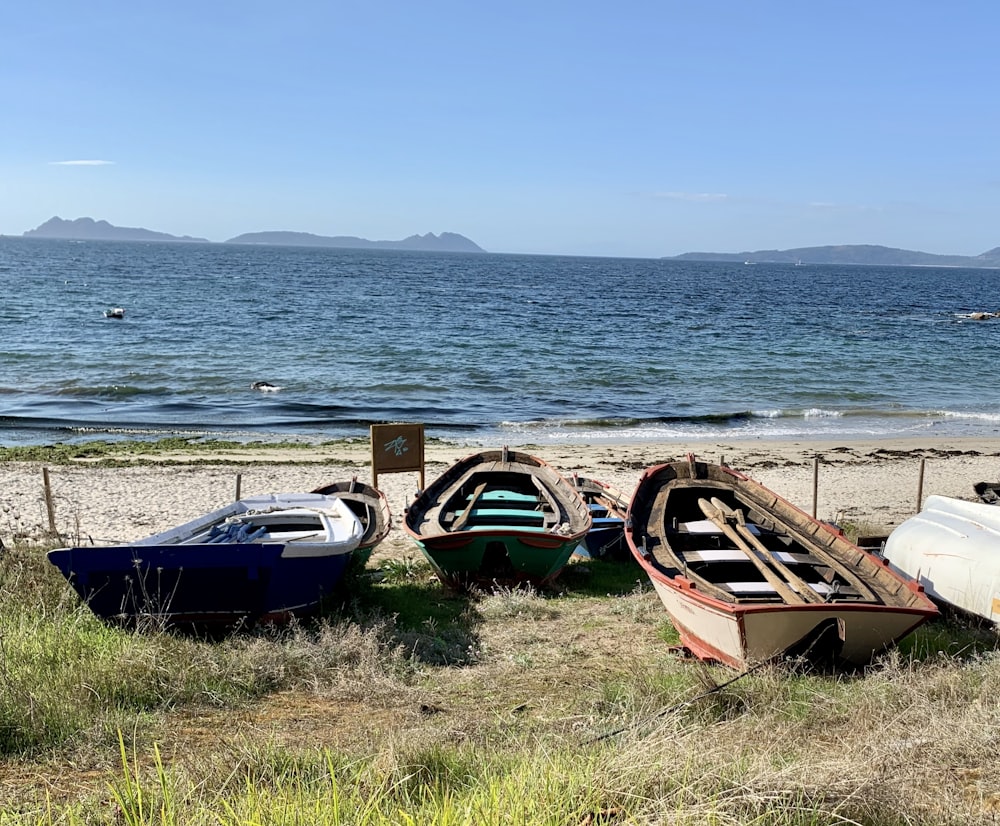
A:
940;410;1000;422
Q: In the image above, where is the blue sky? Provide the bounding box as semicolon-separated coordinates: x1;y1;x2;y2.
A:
2;1;998;258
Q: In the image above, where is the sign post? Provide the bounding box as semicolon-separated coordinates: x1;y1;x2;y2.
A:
370;423;425;490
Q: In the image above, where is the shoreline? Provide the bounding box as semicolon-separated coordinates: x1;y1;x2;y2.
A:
1;435;997;554
4;407;1000;452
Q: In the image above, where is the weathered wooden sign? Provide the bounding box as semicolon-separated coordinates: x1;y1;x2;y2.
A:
370;423;425;489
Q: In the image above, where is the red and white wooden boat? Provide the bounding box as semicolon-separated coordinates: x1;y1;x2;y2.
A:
625;456;937;670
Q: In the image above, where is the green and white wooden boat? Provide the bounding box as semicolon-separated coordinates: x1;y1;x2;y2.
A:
403;447;591;588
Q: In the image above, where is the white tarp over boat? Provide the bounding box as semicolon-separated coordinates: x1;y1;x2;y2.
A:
883;494;1000;624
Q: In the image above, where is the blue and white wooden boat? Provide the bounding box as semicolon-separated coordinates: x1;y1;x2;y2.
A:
570;475;630;560
48;492;363;628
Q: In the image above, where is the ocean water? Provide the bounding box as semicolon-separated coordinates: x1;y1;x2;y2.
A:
1;237;999;447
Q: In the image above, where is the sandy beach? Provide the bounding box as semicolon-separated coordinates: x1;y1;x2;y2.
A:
2;436;999;558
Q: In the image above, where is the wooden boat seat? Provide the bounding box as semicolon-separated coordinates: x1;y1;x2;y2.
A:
680;519;761;536
465;525;550;534
682;549;815;564
187;520;330;545
452;507;548;528
677;519;766;536
257;529;325;542
472;491;544;506
588;502;621;517
719;581;784;595
718;580;838;597
679;549;847;599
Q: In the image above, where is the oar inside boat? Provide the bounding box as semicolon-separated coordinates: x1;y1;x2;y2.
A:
451;481;489;531
697;497;805;605
709;497;825;604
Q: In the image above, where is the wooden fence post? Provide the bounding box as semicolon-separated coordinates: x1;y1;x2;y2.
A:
812;455;820;519
916;458;926;513
42;467;58;535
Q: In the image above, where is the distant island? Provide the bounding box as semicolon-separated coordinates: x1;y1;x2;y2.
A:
23;217;209;243
225;230;485;253
669;244;1000;268
19;217;485;253
18;218;1000;264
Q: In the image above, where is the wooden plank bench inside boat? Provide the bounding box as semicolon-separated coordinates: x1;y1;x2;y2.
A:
443;487;556;531
677;550;846;601
469;490;546;507
453;507;548;528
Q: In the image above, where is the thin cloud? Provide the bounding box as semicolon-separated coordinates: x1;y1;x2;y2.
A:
808;201;883;213
654;191;729;202
49;159;115;166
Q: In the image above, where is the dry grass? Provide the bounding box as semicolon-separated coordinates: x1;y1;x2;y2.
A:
2;537;1000;823
601;650;1000;823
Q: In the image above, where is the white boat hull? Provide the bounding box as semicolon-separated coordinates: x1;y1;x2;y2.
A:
884;495;1000;623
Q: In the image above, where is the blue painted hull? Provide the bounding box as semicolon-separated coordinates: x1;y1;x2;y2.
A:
47;542;352;627
569;476;630;560
578;519;628;559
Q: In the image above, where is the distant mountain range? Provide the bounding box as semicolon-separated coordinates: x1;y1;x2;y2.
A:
18;218;1000;264
20;217;485;253
670;244;1000;268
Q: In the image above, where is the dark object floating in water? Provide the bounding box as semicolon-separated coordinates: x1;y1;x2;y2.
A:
251;381;282;391
103;307;125;319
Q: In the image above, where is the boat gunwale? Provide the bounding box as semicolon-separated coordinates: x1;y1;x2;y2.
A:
570;474;631;518
404;449;591;543
311;478;392;550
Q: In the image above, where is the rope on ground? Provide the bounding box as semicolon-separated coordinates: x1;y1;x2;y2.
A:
581;659;768;745
582;620;841;745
